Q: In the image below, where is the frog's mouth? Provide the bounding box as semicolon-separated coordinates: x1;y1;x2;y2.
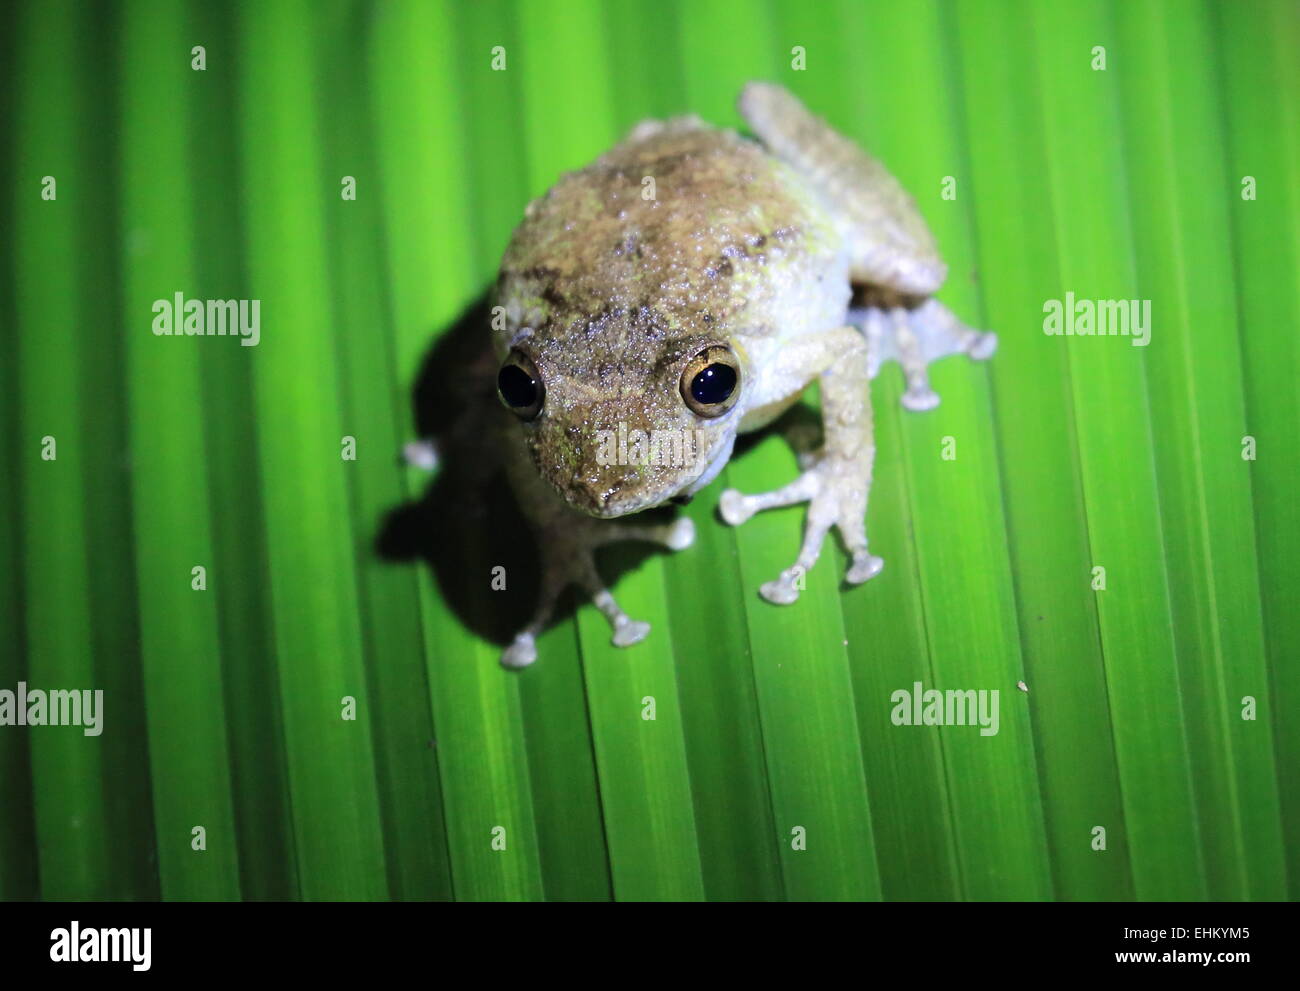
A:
680;432;735;496
564;479;675;519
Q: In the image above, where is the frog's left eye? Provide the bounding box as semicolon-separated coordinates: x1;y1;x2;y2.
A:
681;345;741;418
498;350;545;420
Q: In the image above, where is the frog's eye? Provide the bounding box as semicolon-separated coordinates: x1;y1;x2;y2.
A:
681;345;741;418
498;350;545;420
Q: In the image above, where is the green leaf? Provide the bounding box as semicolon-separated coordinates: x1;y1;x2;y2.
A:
2;0;1294;902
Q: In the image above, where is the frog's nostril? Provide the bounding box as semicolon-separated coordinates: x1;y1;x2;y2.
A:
571;476;617;514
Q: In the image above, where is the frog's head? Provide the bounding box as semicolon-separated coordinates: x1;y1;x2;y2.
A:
495;330;746;518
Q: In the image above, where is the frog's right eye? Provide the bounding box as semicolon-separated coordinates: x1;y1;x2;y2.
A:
498;351;545;420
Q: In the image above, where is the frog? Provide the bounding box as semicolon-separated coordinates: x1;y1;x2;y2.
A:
444;82;995;668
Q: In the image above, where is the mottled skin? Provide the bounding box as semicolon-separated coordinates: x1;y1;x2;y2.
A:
496;116;846;516
476;83;995;668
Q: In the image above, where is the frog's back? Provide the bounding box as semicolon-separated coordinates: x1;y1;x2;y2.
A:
496;120;847;357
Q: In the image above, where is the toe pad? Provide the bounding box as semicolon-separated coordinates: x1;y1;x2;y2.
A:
902;387;941;412
612;619;651;648
760;572;802;605
846;553;885;585
665;517;696;551
969;332;998;361
501;633;537;669
719;489;755;526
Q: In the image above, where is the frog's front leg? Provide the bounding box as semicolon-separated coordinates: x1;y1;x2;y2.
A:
501;509;695;669
719;326;883;605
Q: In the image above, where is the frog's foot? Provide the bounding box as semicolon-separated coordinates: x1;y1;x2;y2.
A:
501;631;541;670
719;454;883;606
500;558;650;669
501;559;650;669
499;516;693;669
857;300;997;412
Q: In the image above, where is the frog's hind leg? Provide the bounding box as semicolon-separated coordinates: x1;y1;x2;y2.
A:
740;82;997;410
739;81;947;296
857;299;997;412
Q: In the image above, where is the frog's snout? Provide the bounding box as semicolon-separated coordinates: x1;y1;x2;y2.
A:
524;390;722;518
562;475;656;519
569;477;621;517
544;458;684;518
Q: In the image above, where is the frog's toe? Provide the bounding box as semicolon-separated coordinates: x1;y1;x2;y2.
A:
901;384;940;412
719;488;757;526
402;439;439;471
845;551;885;585
720;470;819;527
760;569;804;605
665;517;695;551
501;632;538;669
585;579;653;649
611;617;652;648
597;515;695;551
969;330;998;361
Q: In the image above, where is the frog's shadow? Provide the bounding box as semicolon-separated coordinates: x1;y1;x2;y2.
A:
375;291;670;651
